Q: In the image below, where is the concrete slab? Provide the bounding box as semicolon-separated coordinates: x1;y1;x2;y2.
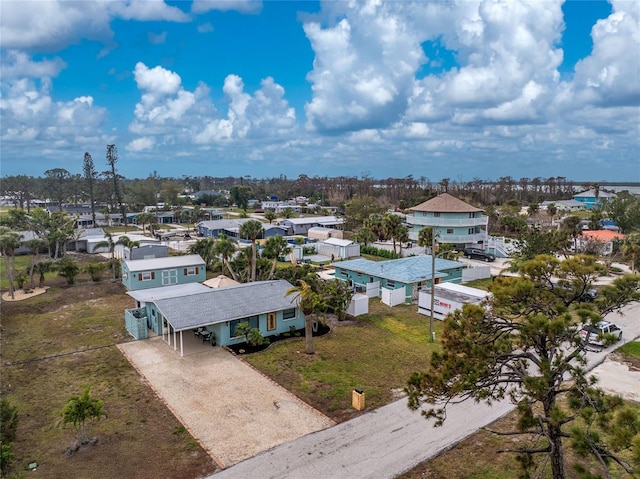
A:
118;338;334;468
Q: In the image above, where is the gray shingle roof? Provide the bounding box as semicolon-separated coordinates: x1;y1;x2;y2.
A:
124;254;204;272
154;280;296;331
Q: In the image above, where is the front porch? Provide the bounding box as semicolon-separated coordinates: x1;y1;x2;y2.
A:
161;322;219;357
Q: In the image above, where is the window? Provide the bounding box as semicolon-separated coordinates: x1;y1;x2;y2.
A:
282;308;296;320
468;228;475;235
122;272;128;280
446;228;454;234
184;266;199;276
140;271;154;281
230;315;259;337
387;280;396;288
469;212;475;218
356;272;362;278
433;212;441;217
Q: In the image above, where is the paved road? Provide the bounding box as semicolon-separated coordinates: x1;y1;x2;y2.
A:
209;301;640;479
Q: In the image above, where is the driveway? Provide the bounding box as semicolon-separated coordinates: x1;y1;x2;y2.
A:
118;338;334;468
209;301;640;479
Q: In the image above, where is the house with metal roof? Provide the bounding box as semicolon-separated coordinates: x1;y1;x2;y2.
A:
123;280;305;356
278;216;344;235
331;255;465;304
121;254;206;291
406;193;488;249
317;238;360;260
573;189;616;210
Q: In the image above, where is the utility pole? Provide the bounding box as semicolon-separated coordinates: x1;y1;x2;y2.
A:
429;228;437;343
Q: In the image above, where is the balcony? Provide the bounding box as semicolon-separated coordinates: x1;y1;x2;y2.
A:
408;232;487;244
407;215;488;228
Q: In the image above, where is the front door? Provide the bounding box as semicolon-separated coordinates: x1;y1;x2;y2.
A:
162;269;178;285
267;312;276;331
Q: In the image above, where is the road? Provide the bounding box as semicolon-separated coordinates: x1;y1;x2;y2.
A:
209;301;640;479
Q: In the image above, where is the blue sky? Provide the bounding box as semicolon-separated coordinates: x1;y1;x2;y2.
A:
1;0;638;182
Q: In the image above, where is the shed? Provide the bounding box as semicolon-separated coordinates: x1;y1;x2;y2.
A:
347;293;369;317
317;238;360;260
308;227;344;241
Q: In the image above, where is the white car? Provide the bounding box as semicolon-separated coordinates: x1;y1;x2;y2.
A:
579;321;623;346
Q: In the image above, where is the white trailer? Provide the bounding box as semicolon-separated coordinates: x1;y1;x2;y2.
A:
418;282;490;320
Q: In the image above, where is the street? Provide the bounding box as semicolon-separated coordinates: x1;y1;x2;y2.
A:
209;301;640;479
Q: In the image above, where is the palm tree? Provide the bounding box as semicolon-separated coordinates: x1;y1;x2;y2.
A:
262;236;291;280
622;232;640;272
34;261;52;288
352;226;375;247
212;234;239;281
239;220;264;282
188;238;217;270
61;386;107;444
135;212;155;235
24;238;47;289
94;232;117;280
115;235;140;259
264;210;277;224
0;227;23;299
286;280;324;355
382;212;407;255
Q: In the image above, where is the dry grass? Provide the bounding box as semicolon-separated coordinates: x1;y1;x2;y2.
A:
1;279;217;479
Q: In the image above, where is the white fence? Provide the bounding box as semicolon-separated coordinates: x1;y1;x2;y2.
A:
462;265;491;282
381;287;406;307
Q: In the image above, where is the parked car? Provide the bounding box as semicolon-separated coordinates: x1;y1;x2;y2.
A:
549;282;598;302
579;321;622;346
463;248;495;262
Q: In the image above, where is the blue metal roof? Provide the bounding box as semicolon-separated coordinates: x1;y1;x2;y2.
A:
332;256;464;283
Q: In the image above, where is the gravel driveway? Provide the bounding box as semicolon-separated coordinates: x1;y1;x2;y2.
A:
118;337;334;468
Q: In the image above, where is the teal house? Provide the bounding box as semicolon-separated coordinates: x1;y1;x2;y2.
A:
331;256;465;303
406;193;488;249
572;189;616;210
124;280;304;356
121;254;206;291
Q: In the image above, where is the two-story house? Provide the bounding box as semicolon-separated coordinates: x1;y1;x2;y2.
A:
406;193;488;249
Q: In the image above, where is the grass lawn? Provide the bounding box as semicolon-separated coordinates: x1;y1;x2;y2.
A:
1;277;217;479
244;300;442;422
618;341;640;359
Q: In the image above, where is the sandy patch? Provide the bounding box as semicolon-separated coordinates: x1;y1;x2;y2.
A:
118;338;335;468
589;357;640;402
1;287;48;302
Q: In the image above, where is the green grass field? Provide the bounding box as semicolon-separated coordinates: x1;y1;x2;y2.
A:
618;341;640;359
245;300;442;422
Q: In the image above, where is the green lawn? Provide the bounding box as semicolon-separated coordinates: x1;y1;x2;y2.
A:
618;341;640;359
244;300;442;422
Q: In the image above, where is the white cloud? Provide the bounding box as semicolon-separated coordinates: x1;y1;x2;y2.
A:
572;1;640;106
0;0;188;52
1;51;67;79
191;0;262;14
0;78;108;154
126;137;155;152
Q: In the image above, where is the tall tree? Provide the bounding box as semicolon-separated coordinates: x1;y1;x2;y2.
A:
82;152;98;227
0;227;22;299
230;185;252;211
24;238;47;289
105;144;127;227
286;280;325;355
43;168;71;210
212;234;239;281
382;212;408;255
622;232;640;272
262;235;291;280
406;255;640;479
238;220;264;282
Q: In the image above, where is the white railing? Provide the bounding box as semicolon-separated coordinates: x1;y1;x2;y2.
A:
486;236;519;257
407;216;488;227
408;232;487;243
